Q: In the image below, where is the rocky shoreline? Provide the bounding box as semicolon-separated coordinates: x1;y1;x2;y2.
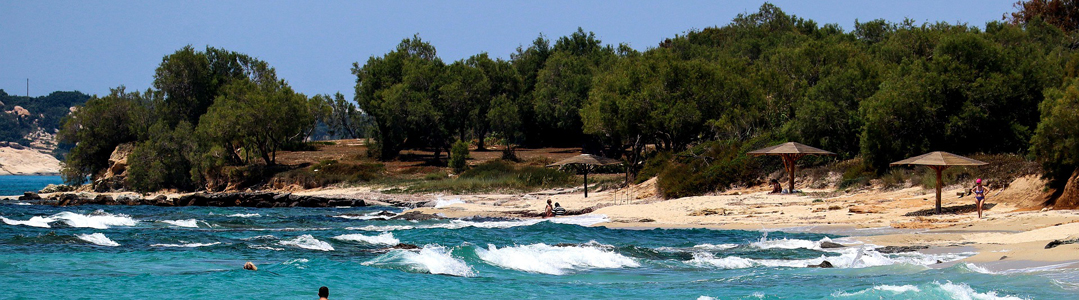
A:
15;191;371;208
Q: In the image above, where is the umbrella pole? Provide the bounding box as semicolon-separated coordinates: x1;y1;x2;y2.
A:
932;166;946;214
584;166;589;198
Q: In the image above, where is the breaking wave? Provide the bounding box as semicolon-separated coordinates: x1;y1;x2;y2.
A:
363;245;474;277
76;233;120;247
333;232;400;246
278;234;334;251
475;242;639;275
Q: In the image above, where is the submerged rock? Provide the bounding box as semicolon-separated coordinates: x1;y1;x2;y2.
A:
807;260;834;268
819;241;845;248
391;211;441;221
875;245;929;254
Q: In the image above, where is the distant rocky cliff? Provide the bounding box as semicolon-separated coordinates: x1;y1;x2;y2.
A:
0;145;61;175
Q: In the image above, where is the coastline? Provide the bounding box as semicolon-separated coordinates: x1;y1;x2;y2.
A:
5;174;1079;275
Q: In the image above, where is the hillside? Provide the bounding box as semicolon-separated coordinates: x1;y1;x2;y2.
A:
0;146;61;175
0;89;90;153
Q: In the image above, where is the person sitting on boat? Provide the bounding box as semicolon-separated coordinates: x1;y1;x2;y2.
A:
552;202;567;216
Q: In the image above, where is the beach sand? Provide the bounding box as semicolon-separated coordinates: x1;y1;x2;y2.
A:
402;174;1079;270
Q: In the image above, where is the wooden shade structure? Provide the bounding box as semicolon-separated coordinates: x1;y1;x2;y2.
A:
747;142;836;193
890;151;987;214
549;154;621;198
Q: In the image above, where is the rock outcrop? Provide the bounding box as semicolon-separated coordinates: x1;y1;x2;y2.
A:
30;191;367;208
0;146;61;175
94;143;134;192
1053;168;1079;209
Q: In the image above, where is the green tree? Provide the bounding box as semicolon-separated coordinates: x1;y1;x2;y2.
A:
197;78;313;166
126;121;196;192
57;87;149;185
153;46;274;127
1030;78;1079;188
353;35;446;160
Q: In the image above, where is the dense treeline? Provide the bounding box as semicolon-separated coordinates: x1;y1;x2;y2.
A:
352;2;1079;196
59;1;1079;197
0;90;90;149
58;46;363;192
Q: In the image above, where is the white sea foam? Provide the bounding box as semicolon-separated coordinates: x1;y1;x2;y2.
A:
2;215;55;228
834;284;922;297
161;219;199;228
227;213;261;218
692;243;739;250
242;235;278;241
13;202;31;205
688;252;756;269
688;246;972;270
347;214;610;232
475;243;639;275
433;197;465;208
936;281;1026;300
76;233;120;247
151;242;221;248
347;225;416;231
363;245;475;277
961;262;997;274
333;232;400;245
697;297;717;300
278;234;334;251
751;236;819;250
249;245;284;251
53;211;137;229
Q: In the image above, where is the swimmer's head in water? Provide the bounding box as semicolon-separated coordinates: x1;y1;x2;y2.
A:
976;178;982;184
243;261;257;271
319;286;328;298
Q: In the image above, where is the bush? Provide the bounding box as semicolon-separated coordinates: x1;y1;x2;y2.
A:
653;137;777;199
449;140;470;173
275;160;385;188
409;160;574;193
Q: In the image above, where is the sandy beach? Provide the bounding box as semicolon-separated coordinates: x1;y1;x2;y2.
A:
387;174;1079;271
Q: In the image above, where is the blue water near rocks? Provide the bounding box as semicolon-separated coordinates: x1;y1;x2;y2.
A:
0;202;1076;299
0;175;63;196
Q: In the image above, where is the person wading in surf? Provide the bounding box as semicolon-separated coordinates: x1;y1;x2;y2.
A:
318;286;329;300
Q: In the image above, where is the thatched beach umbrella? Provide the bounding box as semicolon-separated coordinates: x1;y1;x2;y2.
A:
747;142;836;193
890;151;987;214
549;154;621;198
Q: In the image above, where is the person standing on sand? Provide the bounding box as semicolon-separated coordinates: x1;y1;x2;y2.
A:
318;286;329;300
971;178;990;218
544;199;554;218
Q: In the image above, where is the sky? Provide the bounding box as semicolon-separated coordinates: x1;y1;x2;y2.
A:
1;0;1016;100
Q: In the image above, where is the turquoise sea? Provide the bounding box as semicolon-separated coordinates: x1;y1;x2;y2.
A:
0;201;1076;299
0;175;63;196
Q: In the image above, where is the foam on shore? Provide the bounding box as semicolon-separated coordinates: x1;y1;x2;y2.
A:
833;282;1025;299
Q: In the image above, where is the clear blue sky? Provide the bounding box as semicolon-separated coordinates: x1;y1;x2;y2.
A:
1;0;1015;100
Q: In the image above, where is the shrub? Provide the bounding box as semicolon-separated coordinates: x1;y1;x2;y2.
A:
449;140;470;173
